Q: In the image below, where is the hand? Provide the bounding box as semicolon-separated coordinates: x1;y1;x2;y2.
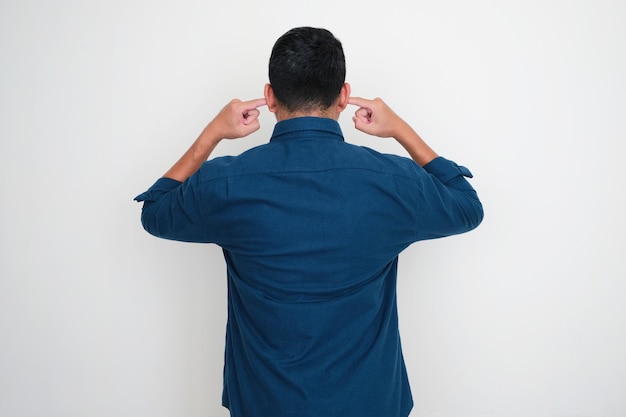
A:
209;98;267;140
348;97;407;138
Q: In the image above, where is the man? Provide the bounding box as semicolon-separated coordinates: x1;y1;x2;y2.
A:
136;27;483;417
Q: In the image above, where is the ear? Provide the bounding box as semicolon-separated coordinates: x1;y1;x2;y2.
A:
264;84;278;113
336;83;351;113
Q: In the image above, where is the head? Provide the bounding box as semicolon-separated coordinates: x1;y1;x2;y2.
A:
265;27;350;120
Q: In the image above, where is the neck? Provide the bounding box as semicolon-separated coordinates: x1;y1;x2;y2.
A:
275;107;339;122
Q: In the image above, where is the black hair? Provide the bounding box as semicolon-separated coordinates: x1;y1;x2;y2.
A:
268;27;346;112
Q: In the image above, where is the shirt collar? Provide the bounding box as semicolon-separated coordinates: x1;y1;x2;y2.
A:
270;117;345;142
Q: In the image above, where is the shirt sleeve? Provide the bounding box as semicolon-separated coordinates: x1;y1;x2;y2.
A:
134;174;212;243
410;156;484;240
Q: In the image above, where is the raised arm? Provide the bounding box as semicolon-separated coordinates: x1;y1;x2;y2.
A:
134;98;266;242
348;97;438;167
163;98;267;182
348;96;483;238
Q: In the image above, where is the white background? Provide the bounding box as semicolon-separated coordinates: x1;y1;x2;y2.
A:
1;1;625;416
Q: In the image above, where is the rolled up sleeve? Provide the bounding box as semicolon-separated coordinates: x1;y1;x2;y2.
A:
134;175;210;242
415;156;484;239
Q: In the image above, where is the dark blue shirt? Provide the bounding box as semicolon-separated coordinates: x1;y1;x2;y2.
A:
136;117;483;417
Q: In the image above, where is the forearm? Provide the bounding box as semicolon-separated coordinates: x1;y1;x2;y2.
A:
163;123;222;182
393;123;438;167
161;98;266;182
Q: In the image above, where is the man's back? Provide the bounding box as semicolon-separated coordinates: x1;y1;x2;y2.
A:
214;118;418;416
139;117;482;417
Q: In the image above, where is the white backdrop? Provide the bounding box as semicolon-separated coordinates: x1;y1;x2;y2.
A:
1;1;625;416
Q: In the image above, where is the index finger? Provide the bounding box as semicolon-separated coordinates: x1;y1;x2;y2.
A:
347;96;371;108
242;98;267;109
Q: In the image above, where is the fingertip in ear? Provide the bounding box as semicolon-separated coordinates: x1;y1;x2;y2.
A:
264;84;278;113
337;83;351;112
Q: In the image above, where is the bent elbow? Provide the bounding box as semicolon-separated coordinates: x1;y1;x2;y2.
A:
139;201;163;238
446;192;484;236
468;198;484;231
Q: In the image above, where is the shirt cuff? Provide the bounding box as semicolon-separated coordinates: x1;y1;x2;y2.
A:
134;177;183;202
423;156;474;183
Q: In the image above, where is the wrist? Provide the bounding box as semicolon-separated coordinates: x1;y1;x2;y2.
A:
201;121;225;144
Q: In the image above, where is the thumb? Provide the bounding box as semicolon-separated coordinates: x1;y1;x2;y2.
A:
243;109;260;125
354;107;373;124
351;115;367;132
